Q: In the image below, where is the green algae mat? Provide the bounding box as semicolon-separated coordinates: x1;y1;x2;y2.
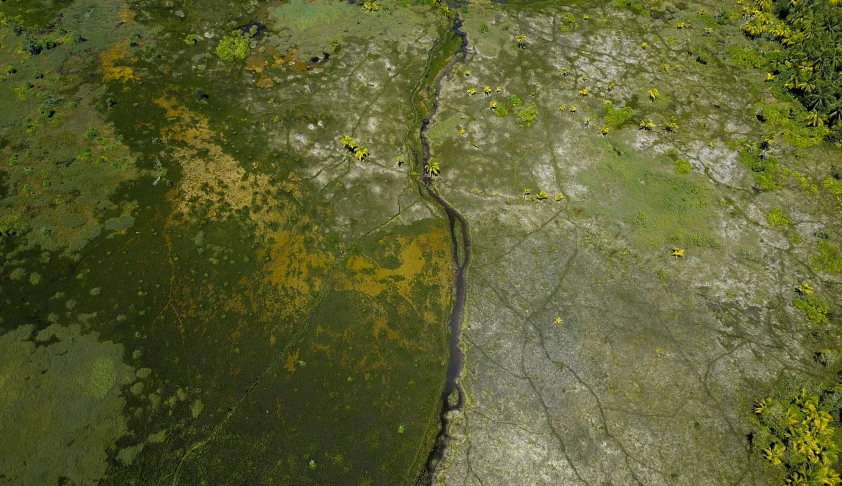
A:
2;0;842;485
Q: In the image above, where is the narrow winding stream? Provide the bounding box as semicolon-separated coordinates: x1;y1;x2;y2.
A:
409;16;471;484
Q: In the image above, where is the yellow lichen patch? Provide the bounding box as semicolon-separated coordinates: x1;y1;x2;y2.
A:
100;38;137;83
283;348;300;372
334;225;453;347
267;46;316;74
262;226;335;321
245;55;269;73
256;75;275;88
153;95;270;218
118;3;135;23
343;230;449;303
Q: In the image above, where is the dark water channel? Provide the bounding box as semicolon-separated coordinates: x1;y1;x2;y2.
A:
414;16;471;484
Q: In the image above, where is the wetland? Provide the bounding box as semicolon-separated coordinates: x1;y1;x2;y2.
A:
2;0;842;485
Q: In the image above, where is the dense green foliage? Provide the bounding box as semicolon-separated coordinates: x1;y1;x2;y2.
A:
742;0;842;126
812;240;842;273
674;159;691;174
794;296;830;324
517;102;537;128
766;208;791;226
602;101;634;128
738;147;784;191
752;388;842;485
215;30;251;61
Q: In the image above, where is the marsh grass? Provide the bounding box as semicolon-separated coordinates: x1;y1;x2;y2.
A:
270;0;355;33
582;148;716;249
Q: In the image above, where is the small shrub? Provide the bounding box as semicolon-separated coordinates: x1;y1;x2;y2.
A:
793;296;830;324
602;101;634;127
822;177;842;195
766;208;791;226
812;240;842;273
517;102;537;128
674;159;692;174
738;149;783;191
216;30;250;61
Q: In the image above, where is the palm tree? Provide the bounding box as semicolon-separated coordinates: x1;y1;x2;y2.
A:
340;135;355;149
515;33;528;49
827;102;841;126
648;88;660;101
425;160;440;177
354;146;369;160
639;119;656;130
806;110;824;127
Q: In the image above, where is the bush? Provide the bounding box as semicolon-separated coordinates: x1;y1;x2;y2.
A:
517;102;537;128
738;148;784;191
812;240;842;273
822;177;842;195
766;208;791;226
793;296;830;324
674;159;692;174
216;30;250;61
602;101;634;127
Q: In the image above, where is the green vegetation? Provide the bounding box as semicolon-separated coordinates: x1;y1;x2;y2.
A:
560;12;579;32
742;0;842;127
674;159;691;174
614;0;649;17
812;240;842;273
738;146;784;191
822;177;842;196
603;101;634;127
766;208;791;226
752;388;842;485
517;102;537;128
757;104;827;148
215;30;251;61
425;159;441;176
794;296;830;324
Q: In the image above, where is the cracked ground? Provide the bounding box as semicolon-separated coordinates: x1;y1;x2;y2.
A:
431;2;842;485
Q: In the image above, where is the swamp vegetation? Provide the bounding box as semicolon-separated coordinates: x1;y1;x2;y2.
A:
0;0;841;485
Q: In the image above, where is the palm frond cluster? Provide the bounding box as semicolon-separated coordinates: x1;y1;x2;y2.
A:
339;135;370;161
752;387;842;485
742;0;842;127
